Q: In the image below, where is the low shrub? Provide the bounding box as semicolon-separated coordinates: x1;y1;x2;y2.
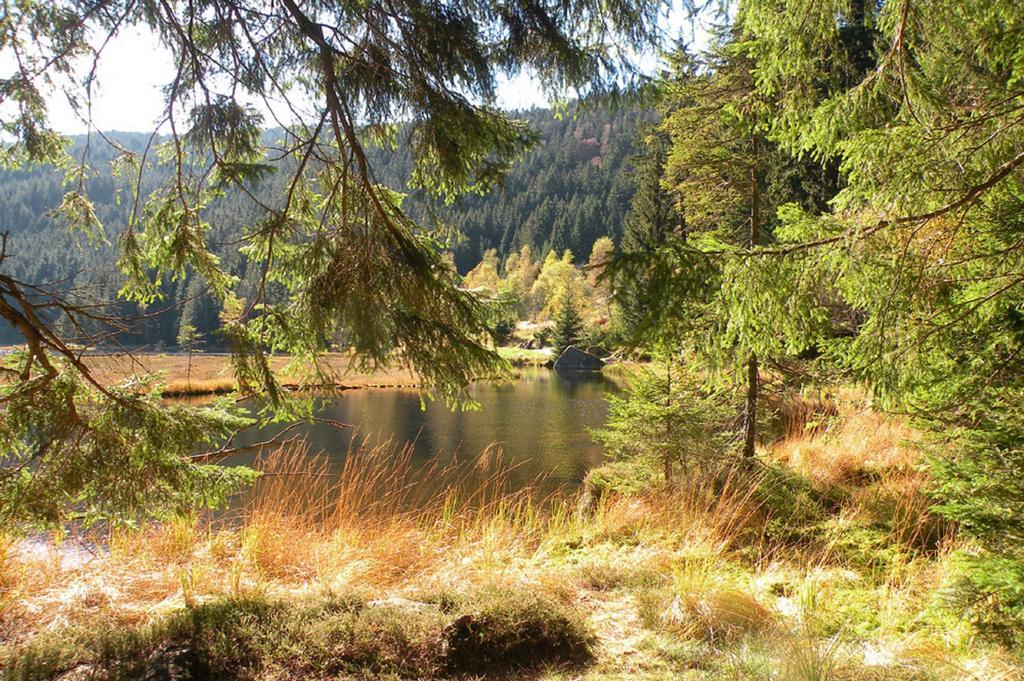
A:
752;465;831;546
5;612;196;681
581;457;662;501
440;586;595;675
820;522;915;583
292;597;444;678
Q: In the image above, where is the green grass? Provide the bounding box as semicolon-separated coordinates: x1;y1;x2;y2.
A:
497;346;552;366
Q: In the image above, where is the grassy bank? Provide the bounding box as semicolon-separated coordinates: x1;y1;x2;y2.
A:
1;395;1020;679
82;347;553;397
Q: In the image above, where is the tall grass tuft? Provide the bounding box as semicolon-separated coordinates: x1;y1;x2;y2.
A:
226;436;560;588
243;437;539;527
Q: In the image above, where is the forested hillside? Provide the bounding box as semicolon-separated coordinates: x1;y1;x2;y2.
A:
371;106;647;271
0;105;645;346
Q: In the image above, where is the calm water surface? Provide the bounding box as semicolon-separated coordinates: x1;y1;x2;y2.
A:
232;368;616;492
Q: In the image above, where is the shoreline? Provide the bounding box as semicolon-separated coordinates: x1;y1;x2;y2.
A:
81;348;557;398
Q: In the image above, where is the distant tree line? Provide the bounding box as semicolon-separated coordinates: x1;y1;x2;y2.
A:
0;106;646;348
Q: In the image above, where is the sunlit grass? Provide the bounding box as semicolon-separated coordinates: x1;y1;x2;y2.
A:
84;351;423;397
162;376;237;396
1;397;1020;679
497;346;553;366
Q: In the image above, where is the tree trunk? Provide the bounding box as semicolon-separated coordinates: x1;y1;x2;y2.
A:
744;139;761;461
664;353;673;483
743;354;758;459
750;140;761;247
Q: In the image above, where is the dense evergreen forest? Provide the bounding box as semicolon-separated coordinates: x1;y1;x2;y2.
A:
0;106;645;346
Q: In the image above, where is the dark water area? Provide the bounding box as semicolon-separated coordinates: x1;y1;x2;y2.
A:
230;368;618;493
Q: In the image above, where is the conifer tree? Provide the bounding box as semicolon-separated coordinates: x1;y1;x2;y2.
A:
618;38;840;461
176;323;202;393
617;129;684;341
593;350;734;484
660;40;776;460
552;290;584;358
728;0;1024;640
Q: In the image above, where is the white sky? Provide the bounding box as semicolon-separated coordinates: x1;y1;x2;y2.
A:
30;1;708;134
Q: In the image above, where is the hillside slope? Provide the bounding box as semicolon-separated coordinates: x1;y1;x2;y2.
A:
0;105;647;346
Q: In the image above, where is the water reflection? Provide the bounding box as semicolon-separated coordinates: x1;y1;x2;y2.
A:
230;368;615;492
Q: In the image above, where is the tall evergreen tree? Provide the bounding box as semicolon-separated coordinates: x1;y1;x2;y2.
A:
673;41;774;459
657;42;781;460
617;130;684;340
691;0;1024;641
618;37;841;461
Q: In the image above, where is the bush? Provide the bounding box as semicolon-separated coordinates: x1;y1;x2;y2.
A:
295;598;444;678
532;326;552;348
927;399;1024;646
750;465;831;546
5;611;197;681
440;587;595;675
493;316;516;345
3;595;441;680
582;457;662;501
818;523;915;583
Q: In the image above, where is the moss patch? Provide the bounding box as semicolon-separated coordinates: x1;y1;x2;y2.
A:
5;588;594;680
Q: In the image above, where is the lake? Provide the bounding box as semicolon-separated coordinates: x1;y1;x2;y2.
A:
229;368;617;494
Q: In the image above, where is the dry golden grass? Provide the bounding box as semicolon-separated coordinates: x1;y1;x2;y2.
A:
774;404;919;489
0;531;16;591
773;397;957;559
78;347;549;396
664;555;774;643
2;400;1020;679
775;389;843;441
163;376;237;396
0;442;769;648
83;351;421;396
